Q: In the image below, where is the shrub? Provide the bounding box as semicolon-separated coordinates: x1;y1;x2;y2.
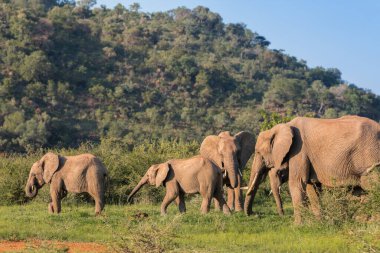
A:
0;139;199;205
110;216;180;253
0;153;43;205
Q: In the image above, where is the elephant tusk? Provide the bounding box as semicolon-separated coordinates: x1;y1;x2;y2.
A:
268;190;272;196
364;162;380;175
31;185;35;191
240;186;248;190
223;169;227;178
246;173;258;195
238;170;243;177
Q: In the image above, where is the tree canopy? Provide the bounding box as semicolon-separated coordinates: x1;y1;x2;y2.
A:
0;1;379;152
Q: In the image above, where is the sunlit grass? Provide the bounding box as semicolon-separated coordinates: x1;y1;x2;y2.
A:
0;200;378;252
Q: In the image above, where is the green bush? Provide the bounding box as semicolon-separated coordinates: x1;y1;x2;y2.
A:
0;139;199;206
0;153;43;205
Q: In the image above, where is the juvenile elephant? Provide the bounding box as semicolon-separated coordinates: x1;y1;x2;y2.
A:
244;115;380;224
200;131;254;211
25;152;108;214
127;155;231;215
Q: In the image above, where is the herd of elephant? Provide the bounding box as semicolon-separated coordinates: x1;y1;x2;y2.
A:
25;115;380;224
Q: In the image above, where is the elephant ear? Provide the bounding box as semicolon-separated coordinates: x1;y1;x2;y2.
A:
272;124;293;169
155;163;170;188
235;131;255;169
41;152;60;183
200;135;222;168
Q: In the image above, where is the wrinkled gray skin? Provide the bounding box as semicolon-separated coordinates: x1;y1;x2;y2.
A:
245;115;380;224
200;131;254;211
25;152;108;215
127;155;231;215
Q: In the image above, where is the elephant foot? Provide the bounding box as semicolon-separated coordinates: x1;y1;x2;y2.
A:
48;203;54;214
293;217;303;226
234;206;243;212
223;206;231;215
160;211;167;216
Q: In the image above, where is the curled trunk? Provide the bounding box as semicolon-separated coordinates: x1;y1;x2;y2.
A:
244;154;266;215
25;178;38;198
127;175;148;202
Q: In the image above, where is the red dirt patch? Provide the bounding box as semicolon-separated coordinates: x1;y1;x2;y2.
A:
0;240;108;253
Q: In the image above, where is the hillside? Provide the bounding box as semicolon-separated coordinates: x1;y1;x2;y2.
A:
0;1;379;152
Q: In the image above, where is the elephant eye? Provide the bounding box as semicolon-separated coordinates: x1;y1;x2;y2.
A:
221;162;225;168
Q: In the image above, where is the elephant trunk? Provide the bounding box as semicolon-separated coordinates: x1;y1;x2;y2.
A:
244;154;266;215
25;177;38;198
225;156;239;188
269;170;285;216
127;175;148;203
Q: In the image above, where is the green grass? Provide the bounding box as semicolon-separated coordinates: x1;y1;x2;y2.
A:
1;199;379;252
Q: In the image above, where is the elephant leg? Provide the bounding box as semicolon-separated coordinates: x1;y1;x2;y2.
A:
200;196;212;214
289;180;306;224
200;184;214;214
175;191;186;213
88;190;105;215
48;202;54;214
306;183;321;219
227;186;235;211
160;189;178;216
213;198;222;211
88;180;106;215
234;174;243;212
213;180;224;211
50;188;61;214
213;183;231;215
269;169;284;216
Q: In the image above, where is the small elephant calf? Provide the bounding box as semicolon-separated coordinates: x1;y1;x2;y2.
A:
25;152;108;214
127;155;231;215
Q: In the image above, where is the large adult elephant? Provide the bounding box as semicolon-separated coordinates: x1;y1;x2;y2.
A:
244;115;380;224
200;131;255;211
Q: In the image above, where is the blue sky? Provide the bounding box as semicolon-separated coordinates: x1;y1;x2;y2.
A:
96;1;380;95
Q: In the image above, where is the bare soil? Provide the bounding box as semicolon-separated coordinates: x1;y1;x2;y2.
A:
0;240;108;253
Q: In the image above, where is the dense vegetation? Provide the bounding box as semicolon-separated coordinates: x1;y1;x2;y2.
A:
0;140;379;252
0;140;200;205
0;1;379;152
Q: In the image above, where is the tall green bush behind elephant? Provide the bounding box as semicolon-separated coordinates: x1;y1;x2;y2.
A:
0;139;199;206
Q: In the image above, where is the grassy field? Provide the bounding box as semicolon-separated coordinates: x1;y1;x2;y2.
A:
0;142;378;252
0;199;379;253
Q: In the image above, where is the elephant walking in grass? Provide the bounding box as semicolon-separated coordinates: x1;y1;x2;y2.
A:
25;153;108;215
127;155;231;215
200;131;255;211
244;115;380;224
